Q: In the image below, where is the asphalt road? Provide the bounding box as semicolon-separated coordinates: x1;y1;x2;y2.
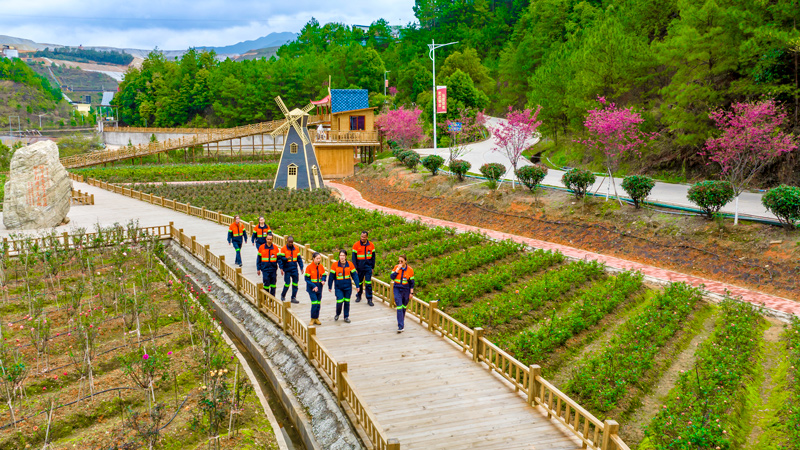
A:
417;117;776;221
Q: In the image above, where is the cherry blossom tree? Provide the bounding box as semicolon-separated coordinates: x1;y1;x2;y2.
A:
492;106;543;189
581;97;654;203
703;99;798;225
375;106;425;150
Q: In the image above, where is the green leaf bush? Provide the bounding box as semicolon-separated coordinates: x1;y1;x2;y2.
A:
515;164;548;191
402;150;421;172
687;180;735;219
621;175;655;209
450;159;472;182
480;162;506;188
396;149;414;162
421;155;445;175
561;168;596;199
761;184;800;229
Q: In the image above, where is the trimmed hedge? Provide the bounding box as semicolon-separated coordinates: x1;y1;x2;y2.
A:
450;159;472;182
562;168;596;199
480;163;506;188
422;155;445;176
762;185;800;229
516;164;548;191
621;175;655;209
687;180;735;219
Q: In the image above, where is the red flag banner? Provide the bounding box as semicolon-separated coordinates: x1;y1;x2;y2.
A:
436;86;447;114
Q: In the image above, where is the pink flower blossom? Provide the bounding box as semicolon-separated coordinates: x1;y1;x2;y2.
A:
143;354;149;360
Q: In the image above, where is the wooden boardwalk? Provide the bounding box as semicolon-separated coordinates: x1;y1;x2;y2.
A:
1;181;583;450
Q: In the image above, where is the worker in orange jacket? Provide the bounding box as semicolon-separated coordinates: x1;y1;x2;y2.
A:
352;231;375;306
278;235;304;304
305;252;327;326
390;255;415;333
328;249;359;323
252;216;272;249
256;233;280;296
227;215;248;267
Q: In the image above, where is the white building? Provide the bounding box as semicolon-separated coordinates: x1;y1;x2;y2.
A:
2;46;19;59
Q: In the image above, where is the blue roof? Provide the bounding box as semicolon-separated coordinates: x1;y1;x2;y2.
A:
331;89;370;113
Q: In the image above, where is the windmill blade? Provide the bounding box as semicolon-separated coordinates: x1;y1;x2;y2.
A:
269;119;292;136
291;119;310;145
301;102;315;114
275;96;290;117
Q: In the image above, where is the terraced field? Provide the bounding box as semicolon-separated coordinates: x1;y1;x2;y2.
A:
130;182;798;449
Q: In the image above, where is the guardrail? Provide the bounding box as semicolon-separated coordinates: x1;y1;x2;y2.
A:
70;188;94;205
76;175;632;450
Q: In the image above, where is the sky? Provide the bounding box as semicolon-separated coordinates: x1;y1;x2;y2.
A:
0;0;418;50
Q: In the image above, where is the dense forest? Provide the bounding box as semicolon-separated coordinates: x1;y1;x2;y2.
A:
116;0;800;181
33;47;134;66
0;57;63;102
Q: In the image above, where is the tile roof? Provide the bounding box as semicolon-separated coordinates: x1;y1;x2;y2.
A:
331;89;369;113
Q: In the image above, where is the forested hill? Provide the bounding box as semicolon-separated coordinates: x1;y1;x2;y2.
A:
117;0;800;175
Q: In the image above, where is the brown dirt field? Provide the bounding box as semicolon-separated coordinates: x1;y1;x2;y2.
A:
344;162;800;302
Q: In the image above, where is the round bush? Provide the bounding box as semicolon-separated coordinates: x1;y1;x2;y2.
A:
687;180;735;219
402;151;420;172
480;163;506;187
621;175;655;209
516;164;548;191
391;147;405;159
762;184;800;229
561;168;596;199
450;159;472;182
421;155;445;176
397;150;414;163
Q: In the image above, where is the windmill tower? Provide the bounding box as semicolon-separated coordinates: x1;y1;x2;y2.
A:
271;96;325;190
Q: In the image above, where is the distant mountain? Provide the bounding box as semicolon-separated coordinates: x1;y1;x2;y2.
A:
200;32;297;55
0;35;56;51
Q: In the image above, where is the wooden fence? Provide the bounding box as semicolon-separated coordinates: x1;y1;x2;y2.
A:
70;188;94;205
73;175;632;450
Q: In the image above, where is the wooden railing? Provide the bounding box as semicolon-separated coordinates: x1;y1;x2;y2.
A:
76;176;631;450
62;120;286;168
70;188;94;205
311;129;379;144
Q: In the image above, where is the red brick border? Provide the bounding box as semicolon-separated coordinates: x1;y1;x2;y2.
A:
328;181;800;318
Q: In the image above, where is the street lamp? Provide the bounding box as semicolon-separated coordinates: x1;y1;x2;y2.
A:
384;70;390;96
428;40;458;151
36;113;47;129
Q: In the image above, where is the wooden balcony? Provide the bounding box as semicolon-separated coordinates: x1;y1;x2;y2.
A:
311;130;380;146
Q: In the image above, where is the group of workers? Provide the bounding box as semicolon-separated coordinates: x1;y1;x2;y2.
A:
227;215;415;333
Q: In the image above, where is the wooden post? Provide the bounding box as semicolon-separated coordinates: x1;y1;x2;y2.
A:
235;268;242;293
528;365;541;406
204;244;210;264
91;194;94;205
62;231;69;248
336;362;348;402
386;439;400;450
256;283;264;309
191;236;196;253
2;237;8;257
602;420;619;450
201;207;206;219
307;326;317;361
282;301;291;333
428;300;439;332
219;255;225;274
473;327;484;363
169;222;175;237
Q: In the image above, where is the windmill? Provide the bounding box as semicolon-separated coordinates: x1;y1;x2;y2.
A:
271;96;325;190
271;96;315;144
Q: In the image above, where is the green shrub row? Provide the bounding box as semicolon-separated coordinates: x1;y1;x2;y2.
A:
453;260;607;328
566;282;703;412
74;163;278;183
644;299;764;449
430;249;565;308
507;271;643;365
374;231;488;276
411;238;524;288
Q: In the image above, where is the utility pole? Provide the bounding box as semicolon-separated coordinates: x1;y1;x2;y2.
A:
384;70;390;96
428;40;457;151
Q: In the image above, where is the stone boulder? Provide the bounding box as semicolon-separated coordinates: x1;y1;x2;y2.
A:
3;141;72;229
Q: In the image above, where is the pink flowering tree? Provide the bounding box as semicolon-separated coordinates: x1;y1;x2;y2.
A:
374;106;425;150
581;97;654;203
703;99;798;225
492;106;543;189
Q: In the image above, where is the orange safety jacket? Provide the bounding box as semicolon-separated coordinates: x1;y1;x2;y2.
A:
256;243;280;272
351;239;376;270
227;222;248;243
278;245;304;272
390;264;415;290
328;260;360;290
253;224;272;239
304;263;327;293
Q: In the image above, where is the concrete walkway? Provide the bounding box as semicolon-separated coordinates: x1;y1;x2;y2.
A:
416;117;776;221
327;182;799;319
0;182;583;450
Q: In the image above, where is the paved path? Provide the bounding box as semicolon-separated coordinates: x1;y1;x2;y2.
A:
0;182;583;450
416;117;776;221
327;182;799;319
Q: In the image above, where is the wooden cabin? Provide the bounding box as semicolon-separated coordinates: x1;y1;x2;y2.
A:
310;89;380;178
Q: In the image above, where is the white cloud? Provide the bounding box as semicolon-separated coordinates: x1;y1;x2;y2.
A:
0;0;417;49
